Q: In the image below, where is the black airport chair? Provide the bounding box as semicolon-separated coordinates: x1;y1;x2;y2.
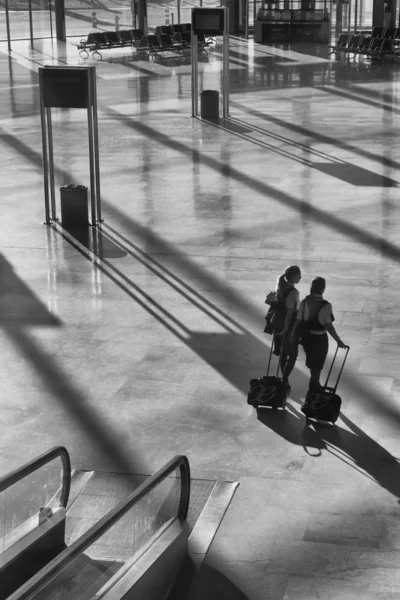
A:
328;33;350;55
384;27;397;40
145;34;163;60
347;34;363;55
155;25;171;37
118;30;136;47
158;33;182;53
105;31;124;47
172;23;186;38
371;26;385;38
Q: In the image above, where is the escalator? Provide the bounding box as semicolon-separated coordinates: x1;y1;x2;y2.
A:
0;447;191;600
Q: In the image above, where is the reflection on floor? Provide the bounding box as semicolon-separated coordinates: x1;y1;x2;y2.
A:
1;33;400;599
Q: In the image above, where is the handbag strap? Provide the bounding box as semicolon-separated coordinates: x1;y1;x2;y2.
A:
266;333;275;376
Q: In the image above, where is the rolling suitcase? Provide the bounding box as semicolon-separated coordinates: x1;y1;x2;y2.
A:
301;345;350;424
247;334;287;410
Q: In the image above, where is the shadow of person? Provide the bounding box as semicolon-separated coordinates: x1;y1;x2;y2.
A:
186;564;250;600
185;331;311;399
256;402;326;456
256;397;400;500
311;412;400;498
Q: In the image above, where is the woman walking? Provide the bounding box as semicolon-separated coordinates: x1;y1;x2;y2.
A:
291;276;347;392
271;265;302;391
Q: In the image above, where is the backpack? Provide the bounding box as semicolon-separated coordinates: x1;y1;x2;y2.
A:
264;286;295;334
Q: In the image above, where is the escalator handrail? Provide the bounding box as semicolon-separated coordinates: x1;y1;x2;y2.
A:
0;446;71;508
11;454;190;600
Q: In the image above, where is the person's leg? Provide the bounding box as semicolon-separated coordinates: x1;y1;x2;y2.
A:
308;334;329;391
309;368;323;391
279;333;291;377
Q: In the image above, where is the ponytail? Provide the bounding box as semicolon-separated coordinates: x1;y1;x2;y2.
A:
276;265;301;299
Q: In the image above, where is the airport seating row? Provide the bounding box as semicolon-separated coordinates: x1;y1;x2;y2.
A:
77;23;211;60
329;27;400;60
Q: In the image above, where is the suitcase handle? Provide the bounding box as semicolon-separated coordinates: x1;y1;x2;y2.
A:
266;333;284;378
324;345;350;393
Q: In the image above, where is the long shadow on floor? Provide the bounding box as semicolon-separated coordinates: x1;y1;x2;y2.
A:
257;401;400;499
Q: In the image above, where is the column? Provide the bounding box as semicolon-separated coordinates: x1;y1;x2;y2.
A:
55;0;66;41
137;0;147;34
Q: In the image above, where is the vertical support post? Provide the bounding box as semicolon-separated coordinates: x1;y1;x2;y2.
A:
177;0;181;23
137;0;147;35
28;0;34;48
87;71;97;225
39;75;51;225
46;107;57;220
245;0;249;38
90;67;102;223
347;0;351;31
222;7;229;118
5;0;11;53
191;24;198;117
354;0;358;31
335;2;342;35
55;0;66;41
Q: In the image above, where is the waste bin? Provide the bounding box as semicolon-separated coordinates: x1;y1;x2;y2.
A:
60;184;89;228
200;90;219;119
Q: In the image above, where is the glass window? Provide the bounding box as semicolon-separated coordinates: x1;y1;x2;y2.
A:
0;457;64;554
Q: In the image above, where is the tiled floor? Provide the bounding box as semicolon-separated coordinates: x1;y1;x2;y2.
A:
2;34;400;598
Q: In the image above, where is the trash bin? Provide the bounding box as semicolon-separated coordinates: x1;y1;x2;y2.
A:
60;184;89;228
200;90;219;119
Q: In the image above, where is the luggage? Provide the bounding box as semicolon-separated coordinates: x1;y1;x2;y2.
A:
301;345;350;424
247;334;287;410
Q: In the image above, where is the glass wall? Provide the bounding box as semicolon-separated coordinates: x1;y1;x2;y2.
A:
0;0;391;41
64;0;133;38
0;456;64;553
63;0;222;37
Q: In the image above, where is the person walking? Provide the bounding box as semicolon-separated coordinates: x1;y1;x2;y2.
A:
270;265;302;391
291;276;347;392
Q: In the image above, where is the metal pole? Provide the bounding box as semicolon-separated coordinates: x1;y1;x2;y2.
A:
46;107;57;220
28;0;34;48
90;67;102;223
191;24;198;117
245;0;249;38
347;0;351;31
177;0;181;24
223;7;229;118
5;0;11;53
49;0;54;40
87;71;97;225
354;0;358;31
39;77;51;224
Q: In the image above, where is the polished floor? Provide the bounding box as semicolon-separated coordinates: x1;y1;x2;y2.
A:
2;34;400;598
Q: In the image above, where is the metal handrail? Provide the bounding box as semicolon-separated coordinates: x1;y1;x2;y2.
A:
0;446;71;508
10;454;190;600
